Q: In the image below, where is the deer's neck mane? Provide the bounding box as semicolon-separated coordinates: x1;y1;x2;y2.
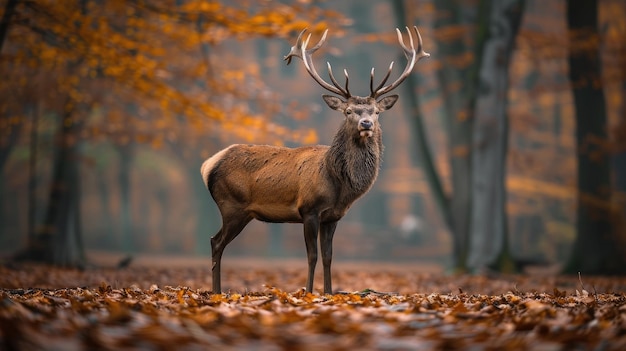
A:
324;123;383;199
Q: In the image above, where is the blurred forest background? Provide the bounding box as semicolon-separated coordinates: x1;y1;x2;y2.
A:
1;0;625;274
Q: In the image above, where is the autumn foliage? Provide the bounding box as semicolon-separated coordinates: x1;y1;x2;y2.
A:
0;0;340;149
1;263;626;350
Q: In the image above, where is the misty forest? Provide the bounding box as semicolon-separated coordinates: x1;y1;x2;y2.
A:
1;0;626;349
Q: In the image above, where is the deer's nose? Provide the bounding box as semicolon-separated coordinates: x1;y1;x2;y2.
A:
359;119;373;130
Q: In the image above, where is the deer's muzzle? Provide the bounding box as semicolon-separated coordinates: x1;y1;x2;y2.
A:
358;119;374;137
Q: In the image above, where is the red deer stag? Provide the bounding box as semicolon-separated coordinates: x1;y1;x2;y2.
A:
201;26;429;294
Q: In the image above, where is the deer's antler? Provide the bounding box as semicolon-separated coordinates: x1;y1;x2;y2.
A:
370;26;430;98
284;29;351;98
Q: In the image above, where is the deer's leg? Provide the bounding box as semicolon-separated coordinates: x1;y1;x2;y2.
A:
211;213;251;294
320;221;338;295
303;215;320;293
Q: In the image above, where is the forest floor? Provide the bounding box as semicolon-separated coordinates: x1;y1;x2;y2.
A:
1;252;626;350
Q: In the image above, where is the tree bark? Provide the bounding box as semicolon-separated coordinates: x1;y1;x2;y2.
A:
468;0;524;272
95;159;115;247
430;0;490;271
563;0;626;274
390;0;455;236
47;110;85;266
116;143;134;253
1;1;25;237
16;105;86;267
0;0;17;52
27;103;39;245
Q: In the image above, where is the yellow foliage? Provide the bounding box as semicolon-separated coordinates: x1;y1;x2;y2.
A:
301;129;318;145
1;0;343;148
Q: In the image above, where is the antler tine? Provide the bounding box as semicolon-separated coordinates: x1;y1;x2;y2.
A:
310;29;328;51
370;26;429;98
326;63;350;98
284;28;350;98
343;69;351;97
369;61;394;96
406;26;415;54
369;68;375;95
395;27;412;58
413;26;430;60
284;29;307;65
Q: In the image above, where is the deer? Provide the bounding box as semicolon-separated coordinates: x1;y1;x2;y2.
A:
201;26;429;294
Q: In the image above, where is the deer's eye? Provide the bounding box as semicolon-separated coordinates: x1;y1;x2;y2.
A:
345;109;352;115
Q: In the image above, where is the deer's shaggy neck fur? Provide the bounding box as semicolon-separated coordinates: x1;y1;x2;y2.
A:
324;117;383;204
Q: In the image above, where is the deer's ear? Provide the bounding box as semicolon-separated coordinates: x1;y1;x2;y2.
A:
322;95;347;111
377;95;399;111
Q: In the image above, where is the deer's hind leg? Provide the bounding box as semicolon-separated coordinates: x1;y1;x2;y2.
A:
211;210;251;294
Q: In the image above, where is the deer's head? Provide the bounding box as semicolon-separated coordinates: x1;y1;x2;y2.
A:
322;95;397;139
284;27;429;141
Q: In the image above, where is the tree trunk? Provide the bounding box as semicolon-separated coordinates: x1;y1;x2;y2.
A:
0;115;22;172
27;103;39;246
96;161;115;247
614;111;626;242
47;110;85;267
468;0;524;272
0;0;17;52
17;106;86;267
431;0;490;271
1;1;26;242
116;143;134;253
563;0;626;274
390;0;455;238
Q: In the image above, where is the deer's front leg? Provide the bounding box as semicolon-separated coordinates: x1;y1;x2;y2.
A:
303;215;320;293
320;221;337;295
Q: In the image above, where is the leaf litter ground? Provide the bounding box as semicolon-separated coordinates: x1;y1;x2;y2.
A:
1;259;626;350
